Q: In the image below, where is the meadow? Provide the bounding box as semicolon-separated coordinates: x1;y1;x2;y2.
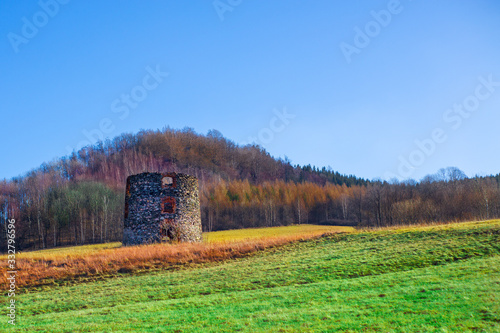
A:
2;221;500;332
1;224;352;288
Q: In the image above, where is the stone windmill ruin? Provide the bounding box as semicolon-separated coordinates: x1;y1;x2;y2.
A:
123;172;202;245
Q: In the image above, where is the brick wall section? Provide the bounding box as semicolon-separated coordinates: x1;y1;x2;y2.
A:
123;172;202;245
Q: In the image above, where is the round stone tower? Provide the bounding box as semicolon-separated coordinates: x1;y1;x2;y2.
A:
123;172;202;245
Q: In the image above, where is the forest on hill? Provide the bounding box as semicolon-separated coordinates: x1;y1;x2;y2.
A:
1;127;499;251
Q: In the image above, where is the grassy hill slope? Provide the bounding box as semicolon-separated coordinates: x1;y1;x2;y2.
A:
4;220;500;332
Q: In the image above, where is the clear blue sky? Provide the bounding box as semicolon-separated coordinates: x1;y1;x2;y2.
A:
1;0;499;182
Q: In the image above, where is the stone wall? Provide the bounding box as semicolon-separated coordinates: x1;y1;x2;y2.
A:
123;172;202;245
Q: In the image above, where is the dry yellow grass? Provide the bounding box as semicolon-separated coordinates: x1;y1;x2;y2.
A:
357;219;500;233
204;224;354;243
4;242;122;260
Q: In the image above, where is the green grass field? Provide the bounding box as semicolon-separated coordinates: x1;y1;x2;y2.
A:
3;221;500;332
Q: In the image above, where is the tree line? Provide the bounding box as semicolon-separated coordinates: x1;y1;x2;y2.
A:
201;171;500;231
1;128;499;251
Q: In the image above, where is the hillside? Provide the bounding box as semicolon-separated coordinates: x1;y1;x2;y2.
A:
56;127;368;187
3;220;499;332
1;127;500;252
